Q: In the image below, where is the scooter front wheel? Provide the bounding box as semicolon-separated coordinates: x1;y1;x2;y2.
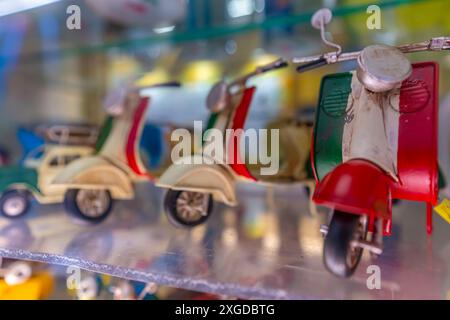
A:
164;190;213;228
323;211;368;277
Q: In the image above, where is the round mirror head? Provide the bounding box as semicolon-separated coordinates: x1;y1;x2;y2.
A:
311;8;332;29
4;262;32;286
206;81;229;113
357;44;412;93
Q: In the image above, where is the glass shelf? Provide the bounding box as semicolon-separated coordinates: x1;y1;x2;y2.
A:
0;183;449;299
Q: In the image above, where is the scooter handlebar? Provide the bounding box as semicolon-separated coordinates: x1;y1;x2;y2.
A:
140;81;182;90
258;58;289;74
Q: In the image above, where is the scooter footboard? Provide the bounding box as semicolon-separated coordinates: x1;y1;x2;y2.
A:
313;159;392;219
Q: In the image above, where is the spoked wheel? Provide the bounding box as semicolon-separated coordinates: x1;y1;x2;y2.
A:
164;190;213;228
323;210;368;277
0;190;31;219
64;189;113;224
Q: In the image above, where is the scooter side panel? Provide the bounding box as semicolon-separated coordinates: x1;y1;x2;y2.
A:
126;97;151;178
312;73;352;181
392;62;439;204
228;87;257;181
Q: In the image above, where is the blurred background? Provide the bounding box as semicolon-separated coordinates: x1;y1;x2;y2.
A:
0;0;449;162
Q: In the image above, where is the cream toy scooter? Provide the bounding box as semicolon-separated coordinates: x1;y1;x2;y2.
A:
157;59;317;228
294;8;449;277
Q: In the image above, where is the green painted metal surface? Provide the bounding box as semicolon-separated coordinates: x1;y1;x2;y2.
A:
438;164;446;189
0;166;39;193
313;72;352;181
95;116;113;153
203;113;219;146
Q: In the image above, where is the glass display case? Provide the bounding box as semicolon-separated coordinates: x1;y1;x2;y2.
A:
0;0;449;300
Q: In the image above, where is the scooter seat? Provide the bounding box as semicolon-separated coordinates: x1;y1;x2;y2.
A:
313;159;392;218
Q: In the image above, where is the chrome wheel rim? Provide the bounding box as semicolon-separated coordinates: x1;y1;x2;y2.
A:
3;196;26;217
76;190;109;218
175;191;209;223
5;262;32;285
347;216;368;268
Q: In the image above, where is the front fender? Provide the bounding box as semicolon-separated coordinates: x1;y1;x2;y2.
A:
53;156;134;199
157;155;237;206
313;159;391;218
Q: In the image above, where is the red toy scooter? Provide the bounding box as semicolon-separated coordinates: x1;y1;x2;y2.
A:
294;9;450;277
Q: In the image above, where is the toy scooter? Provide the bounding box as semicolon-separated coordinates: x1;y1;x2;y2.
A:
294;8;450;277
157;59;317;228
0;82;178;223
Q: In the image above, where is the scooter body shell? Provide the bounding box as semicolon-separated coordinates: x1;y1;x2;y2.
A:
312;62;438;219
314;159;391;218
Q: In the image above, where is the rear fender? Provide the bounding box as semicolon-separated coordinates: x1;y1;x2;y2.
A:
53;156;134;199
157;155;237;206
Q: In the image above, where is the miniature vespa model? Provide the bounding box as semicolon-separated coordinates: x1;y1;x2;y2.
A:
293;8;450;277
157;59;317;228
0;82;178;223
54;82;179;223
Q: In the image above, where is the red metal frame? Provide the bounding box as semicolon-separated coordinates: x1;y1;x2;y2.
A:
392;62;439;234
227;87;257;181
126;97;154;180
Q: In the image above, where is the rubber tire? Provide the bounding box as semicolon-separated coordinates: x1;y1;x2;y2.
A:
323;211;367;278
64;189;113;224
164;189;213;228
0;190;31;219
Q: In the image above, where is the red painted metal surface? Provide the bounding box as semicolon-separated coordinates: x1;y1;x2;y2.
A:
393;62;438;234
391;62;439;207
126;97;154;180
313;159;392;219
227;87;256;181
383;189;393;236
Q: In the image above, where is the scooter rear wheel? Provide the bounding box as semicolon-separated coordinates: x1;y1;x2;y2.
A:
323;211;368;277
164;190;213;228
64;189;113;224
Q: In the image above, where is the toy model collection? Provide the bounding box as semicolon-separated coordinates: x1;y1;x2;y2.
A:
293;8;449;277
1;2;450;302
155;8;450;278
